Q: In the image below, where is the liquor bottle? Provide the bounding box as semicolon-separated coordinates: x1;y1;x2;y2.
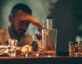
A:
74;42;78;56
78;41;82;56
46;16;57;51
69;41;75;56
46;16;53;30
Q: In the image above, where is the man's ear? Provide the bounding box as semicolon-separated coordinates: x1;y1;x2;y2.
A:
9;15;14;24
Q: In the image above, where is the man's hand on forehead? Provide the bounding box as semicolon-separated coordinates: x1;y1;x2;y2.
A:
16;10;32;21
16;10;44;31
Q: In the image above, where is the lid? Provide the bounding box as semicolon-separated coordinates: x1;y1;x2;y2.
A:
47;16;53;19
74;42;78;44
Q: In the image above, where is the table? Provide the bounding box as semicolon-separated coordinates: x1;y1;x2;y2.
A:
0;56;82;64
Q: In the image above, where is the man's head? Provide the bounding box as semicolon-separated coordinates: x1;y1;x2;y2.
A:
9;3;32;37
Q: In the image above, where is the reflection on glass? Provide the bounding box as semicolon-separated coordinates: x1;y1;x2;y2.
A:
8;39;17;57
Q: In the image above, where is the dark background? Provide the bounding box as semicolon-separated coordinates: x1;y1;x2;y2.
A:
51;0;82;55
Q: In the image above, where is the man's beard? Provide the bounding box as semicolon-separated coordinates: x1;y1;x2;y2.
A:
11;24;26;37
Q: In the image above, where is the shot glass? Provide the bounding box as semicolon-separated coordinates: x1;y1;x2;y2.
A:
8;39;17;57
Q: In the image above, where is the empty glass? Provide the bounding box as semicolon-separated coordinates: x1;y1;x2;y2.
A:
41;28;57;56
8;39;17;57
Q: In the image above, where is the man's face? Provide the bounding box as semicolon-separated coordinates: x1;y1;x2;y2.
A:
11;10;30;36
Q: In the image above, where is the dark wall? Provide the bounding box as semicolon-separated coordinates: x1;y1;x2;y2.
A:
51;0;82;55
0;0;4;28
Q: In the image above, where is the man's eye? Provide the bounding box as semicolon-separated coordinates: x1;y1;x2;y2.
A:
26;21;30;25
20;21;24;24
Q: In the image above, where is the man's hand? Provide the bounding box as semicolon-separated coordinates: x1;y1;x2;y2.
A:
16;10;44;32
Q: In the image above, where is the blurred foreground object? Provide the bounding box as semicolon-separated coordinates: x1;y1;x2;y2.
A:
8;39;17;57
0;45;8;56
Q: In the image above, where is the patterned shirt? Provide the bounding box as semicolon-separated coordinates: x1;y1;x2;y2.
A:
0;28;33;46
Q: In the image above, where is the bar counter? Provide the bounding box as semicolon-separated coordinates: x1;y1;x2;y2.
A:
0;56;82;64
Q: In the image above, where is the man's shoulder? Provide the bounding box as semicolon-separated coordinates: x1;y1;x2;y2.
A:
24;33;33;41
0;29;3;32
24;33;32;38
0;28;8;33
21;33;33;45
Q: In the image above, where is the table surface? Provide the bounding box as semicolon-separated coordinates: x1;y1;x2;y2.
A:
0;56;82;64
0;55;82;59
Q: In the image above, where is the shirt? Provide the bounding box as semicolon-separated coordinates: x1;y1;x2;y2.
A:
0;28;33;46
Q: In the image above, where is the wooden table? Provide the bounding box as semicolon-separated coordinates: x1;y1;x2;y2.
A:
0;56;82;64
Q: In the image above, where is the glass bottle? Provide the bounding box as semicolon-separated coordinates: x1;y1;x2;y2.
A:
78;41;82;56
46;16;53;30
69;41;75;56
74;42;79;56
46;16;57;55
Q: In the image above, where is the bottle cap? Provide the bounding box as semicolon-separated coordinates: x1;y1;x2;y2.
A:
47;16;53;19
74;42;78;44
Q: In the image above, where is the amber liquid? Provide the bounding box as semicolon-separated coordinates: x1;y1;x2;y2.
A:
69;46;75;56
78;46;82;56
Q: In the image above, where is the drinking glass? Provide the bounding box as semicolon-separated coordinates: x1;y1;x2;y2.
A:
8;39;17;57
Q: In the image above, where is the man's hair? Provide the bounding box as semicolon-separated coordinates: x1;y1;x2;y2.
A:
11;3;32;16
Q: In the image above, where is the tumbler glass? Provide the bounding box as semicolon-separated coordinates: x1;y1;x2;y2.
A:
8;39;17;57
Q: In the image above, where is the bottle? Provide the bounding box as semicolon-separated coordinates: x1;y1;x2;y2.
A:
74;42;78;56
46;16;53;30
78;41;82;56
69;41;75;56
45;16;57;55
45;16;53;49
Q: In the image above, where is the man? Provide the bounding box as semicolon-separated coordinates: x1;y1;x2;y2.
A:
0;3;44;46
0;4;52;56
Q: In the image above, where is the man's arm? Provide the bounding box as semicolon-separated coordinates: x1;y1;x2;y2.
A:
29;17;44;32
16;10;44;32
